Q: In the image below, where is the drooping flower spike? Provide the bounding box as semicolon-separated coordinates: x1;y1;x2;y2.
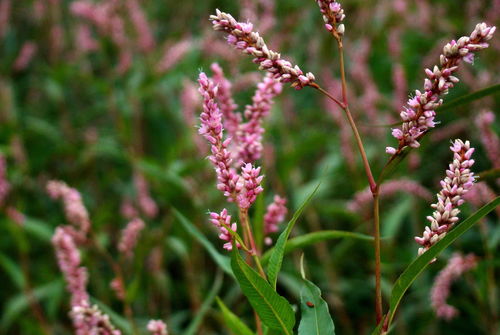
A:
210;9;315;89
386;23;495;155
415;140;476;256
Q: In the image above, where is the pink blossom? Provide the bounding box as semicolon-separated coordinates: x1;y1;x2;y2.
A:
110;277;125;301
118;218;145;259
147;320;168;335
52;227;89;308
209;209;240;250
0;0;11;40
237;163;264;210
134;172;158;219
315;0;345;35
156;39;192;74
47;181;90;242
75;24;98;53
431;253;477;320
0;154;11;207
264;195;287;245
415;140;476;256
71;304;122;335
235;74;282;165
125;0;155;52
210;10;315;89
14;41;37;71
198;72;239;202
386;23;496;154
120;198;139;220
475;110;500;169
210;63;241;137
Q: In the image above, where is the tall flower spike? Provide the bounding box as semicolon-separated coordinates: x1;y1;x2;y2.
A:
198;72;240;202
315;0;345;36
415;140;476;256
236;73;282;165
209;208;240;250
71;304;122;335
430;253;477;320
386;23;496;155
210;9;315;89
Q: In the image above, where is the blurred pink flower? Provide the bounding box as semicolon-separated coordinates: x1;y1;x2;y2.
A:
125;0;155;52
134;171;158;219
0;0;11;40
264;195;287;245
156;39;192;74
0;154;11;207
431;253;477;320
147;320;168;335
118;218;145;259
13;41;37;71
475;110;500;168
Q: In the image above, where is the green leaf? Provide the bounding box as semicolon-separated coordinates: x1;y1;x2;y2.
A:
436;83;500;112
0;252;24;289
23;217;53;242
1;280;63;330
231;248;295;334
374;196;500;334
261;230;373;265
298;279;335;335
267;181;322;289
215;297;254;335
173;208;233;276
184;271;223;335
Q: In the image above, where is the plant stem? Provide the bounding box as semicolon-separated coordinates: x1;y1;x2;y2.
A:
373;189;383;324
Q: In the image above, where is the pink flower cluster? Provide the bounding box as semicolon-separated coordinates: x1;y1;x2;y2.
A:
386;23;496;155
147;320;168;335
475;110;500;169
431;253;477;320
210;63;241;137
118;218;145;259
47;180;91;242
210;9;315;89
237;164;264;209
198;72;240;202
236;73;282;164
315;0;346;35
134;171;158;219
415;140;476;256
13;41;37;71
209;209;240;250
52;227;89;307
0;154;11;207
264;195;288;245
71;304;122;335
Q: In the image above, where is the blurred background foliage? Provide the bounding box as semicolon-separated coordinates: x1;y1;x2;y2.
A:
0;0;499;334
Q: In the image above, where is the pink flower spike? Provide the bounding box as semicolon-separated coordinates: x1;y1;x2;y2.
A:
237;163;264;210
209;208;240;250
415;140;476;256
315;1;346;35
118;218;145;259
431;253;477;320
210;10;315;89
263;195;288;245
388;23;496;154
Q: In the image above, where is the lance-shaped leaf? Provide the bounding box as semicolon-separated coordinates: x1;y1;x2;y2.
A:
215;297;254;335
298;279;335;335
267;181;322;288
231;248;295;334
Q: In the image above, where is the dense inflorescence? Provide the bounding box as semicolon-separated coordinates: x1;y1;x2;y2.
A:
415;140;476;255
386;23;496;155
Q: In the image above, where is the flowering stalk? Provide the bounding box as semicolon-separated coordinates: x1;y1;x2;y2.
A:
386;23;496;155
210;9;316;89
315;0;345;37
415;140;476;255
430;253;477;320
